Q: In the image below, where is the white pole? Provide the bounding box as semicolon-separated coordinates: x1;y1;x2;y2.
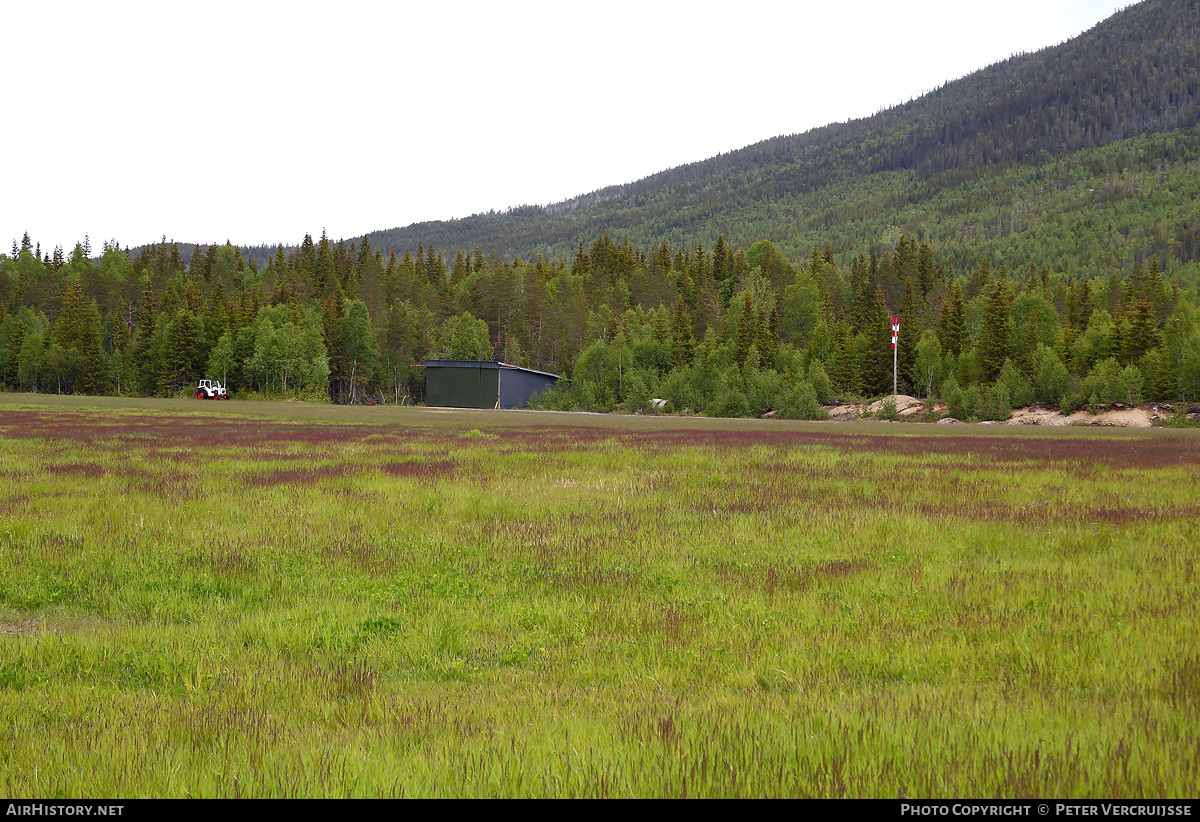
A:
891;317;899;397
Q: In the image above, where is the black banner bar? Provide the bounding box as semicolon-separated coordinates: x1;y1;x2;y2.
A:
0;799;1197;811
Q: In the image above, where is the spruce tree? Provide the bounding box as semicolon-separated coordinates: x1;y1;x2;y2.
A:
712;235;727;285
670;304;694;367
861;292;893;395
316;231;334;295
160;310;201;396
917;243;935;295
937;284;969;357
967;258;991;301
4;322;25;387
1106;267;1126;315
1151;346;1177;400
980;275;1012;382
323;286;346;402
850;255;874;335
735;292;754;366
109;311;128;356
829;322;861;396
762;303;780;367
897;278;918;388
414;243;426;283
1124;298;1158;364
74;299;108;395
1148;255;1169;318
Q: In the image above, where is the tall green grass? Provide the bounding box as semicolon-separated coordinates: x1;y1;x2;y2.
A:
0;397;1197;797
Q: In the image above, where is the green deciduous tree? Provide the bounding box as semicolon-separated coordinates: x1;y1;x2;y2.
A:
1031;344;1071;405
437;312;492;361
911;330;943;398
341;299;378;404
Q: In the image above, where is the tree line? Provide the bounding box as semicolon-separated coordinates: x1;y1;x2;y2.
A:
2;228;1199;419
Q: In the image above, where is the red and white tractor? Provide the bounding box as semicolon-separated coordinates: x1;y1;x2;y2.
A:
195;379;230;400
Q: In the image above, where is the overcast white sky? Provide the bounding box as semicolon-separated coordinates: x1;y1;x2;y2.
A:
3;0;1126;253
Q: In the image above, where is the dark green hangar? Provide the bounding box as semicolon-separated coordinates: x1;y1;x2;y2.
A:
423;360;562;409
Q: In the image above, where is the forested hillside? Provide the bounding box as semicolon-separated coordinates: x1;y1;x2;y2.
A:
337;0;1200;271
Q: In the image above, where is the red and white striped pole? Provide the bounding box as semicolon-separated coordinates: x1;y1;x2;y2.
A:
891;316;900;397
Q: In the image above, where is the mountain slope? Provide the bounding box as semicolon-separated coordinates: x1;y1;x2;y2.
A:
336;0;1198;270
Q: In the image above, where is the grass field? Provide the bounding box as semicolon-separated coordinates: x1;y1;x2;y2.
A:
1;394;1198;798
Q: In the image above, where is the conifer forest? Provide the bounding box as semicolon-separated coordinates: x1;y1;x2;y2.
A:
2;226;1199;420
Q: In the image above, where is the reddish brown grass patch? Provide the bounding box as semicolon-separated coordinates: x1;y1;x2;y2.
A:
246;465;354;487
380;460;457;480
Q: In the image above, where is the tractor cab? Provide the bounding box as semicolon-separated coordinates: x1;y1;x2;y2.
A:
195;379;230;400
